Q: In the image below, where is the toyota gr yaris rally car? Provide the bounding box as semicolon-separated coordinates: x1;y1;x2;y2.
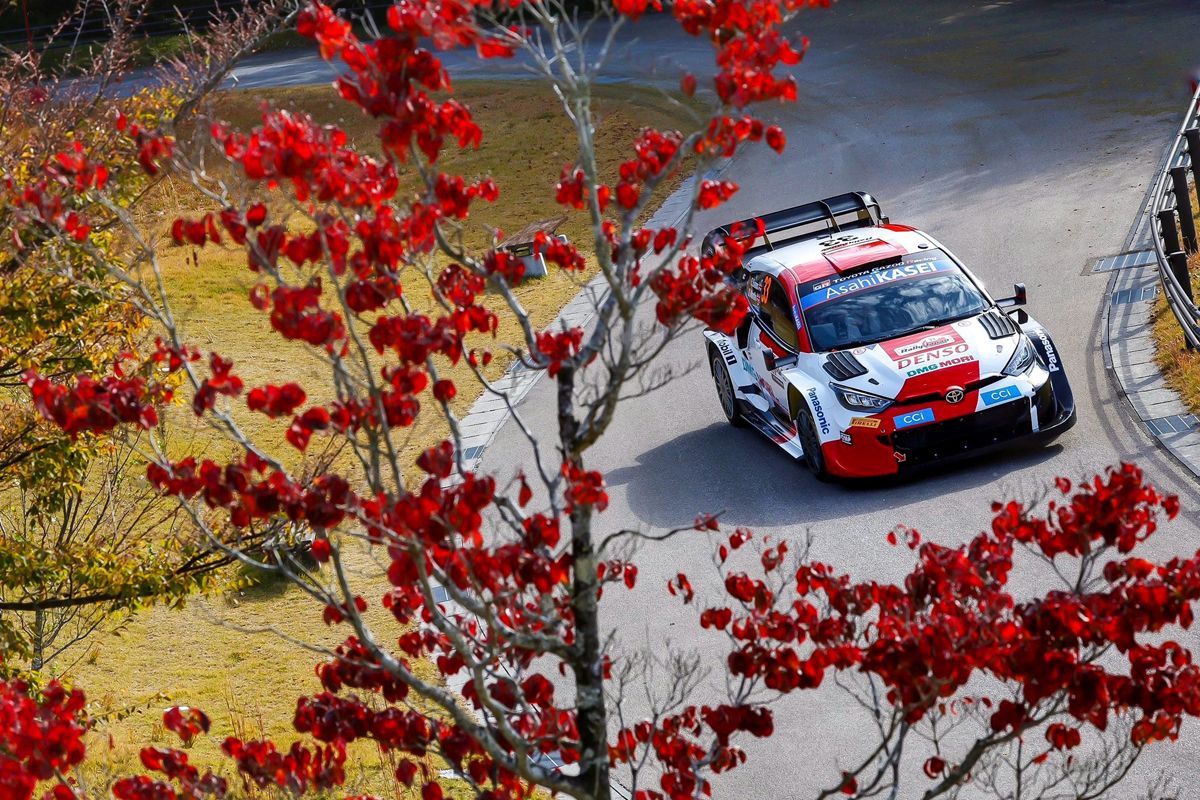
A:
703;191;1075;479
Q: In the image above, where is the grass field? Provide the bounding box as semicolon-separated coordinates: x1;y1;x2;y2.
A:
63;79;700;794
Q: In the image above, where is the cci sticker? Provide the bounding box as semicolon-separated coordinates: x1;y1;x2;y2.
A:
981;385;1021;407
894;408;935;429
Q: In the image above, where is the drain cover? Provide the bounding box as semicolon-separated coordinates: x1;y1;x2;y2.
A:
1093;250;1155;273
1111;285;1158;306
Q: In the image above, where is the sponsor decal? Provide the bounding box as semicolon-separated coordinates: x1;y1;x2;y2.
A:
759;274;773;304
888;332;961;358
896;343;971;370
807;388;830;436
849;417;881;429
799;260;954;310
840;432;853;445
811;278;832;291
981;384;1021;407
1034;329;1060;372
883;327;965;359
791;303;804;330
820;234;871;250
716;337;738;366
903;354;975;378
894;407;935;429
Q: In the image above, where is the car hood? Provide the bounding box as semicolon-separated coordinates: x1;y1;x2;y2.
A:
825;314;1021;402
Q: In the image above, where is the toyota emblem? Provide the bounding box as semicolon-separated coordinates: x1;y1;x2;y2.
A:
944;386;965;404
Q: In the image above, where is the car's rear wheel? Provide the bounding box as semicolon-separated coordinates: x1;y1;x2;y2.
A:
711;352;746;427
796;408;830;481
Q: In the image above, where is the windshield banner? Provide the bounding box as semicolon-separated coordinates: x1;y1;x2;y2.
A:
799;257;954;310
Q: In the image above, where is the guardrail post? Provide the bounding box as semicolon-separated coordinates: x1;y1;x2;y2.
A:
1187;128;1200;198
1159;209;1182;255
1170;166;1199;252
1169;251;1196;303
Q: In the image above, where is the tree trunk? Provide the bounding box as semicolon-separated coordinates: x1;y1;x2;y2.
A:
558;366;611;800
31;607;45;671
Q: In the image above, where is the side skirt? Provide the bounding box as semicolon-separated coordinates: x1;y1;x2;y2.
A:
740;403;806;460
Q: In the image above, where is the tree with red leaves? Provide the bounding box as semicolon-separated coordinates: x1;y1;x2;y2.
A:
9;1;1200;799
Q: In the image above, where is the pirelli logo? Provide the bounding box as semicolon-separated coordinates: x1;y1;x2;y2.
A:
849;417;881;429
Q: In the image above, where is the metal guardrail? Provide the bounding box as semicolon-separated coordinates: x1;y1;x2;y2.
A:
0;0;394;52
1149;84;1200;350
0;1;250;51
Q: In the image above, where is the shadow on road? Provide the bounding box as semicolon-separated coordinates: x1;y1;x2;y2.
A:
605;422;1066;528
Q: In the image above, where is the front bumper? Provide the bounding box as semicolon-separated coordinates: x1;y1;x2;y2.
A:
821;370;1076;478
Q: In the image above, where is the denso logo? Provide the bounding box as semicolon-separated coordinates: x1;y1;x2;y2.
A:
896;343;970;370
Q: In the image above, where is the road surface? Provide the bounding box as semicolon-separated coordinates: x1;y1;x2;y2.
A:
467;1;1200;796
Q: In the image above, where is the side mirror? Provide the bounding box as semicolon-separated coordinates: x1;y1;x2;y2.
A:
763;350;797;371
731;266;750;286
997;282;1027;308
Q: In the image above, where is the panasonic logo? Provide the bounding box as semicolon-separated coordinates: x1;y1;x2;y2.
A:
807;388;830;435
1035;330;1060;372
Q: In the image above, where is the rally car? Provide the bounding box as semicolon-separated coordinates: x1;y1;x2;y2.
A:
703;191;1075;479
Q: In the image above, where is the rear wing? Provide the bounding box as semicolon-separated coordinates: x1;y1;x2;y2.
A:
701;191;886;258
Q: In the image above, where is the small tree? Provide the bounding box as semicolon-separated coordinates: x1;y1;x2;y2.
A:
11;1;1200;799
0;442;196;671
0;0;301;660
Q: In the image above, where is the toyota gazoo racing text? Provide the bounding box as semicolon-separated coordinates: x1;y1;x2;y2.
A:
703;191;1076;479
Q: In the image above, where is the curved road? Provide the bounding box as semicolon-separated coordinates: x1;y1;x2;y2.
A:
235;2;1200;796
470;1;1200;796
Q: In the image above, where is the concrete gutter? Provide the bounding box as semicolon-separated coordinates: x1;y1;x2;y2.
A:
1103;165;1200;480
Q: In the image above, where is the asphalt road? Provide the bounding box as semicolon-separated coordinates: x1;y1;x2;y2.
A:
465;1;1200;796
229;2;1200;796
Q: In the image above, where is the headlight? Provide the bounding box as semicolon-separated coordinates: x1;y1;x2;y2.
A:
831;384;893;412
1003;335;1037;377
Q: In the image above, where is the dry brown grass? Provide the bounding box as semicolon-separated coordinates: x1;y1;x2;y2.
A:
64;80;700;795
1151;250;1200;415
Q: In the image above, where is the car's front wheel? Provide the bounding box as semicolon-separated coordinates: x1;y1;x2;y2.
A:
711;352;746;428
796;408;830;481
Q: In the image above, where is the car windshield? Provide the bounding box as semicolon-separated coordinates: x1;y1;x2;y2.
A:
797;251;988;352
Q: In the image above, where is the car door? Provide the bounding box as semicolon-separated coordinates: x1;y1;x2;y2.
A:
745;271;800;414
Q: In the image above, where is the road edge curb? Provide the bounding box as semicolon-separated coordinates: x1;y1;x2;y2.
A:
1102;146;1200;484
451;172;702;475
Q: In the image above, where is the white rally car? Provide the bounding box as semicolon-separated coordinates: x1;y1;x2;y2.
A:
703;192;1076;479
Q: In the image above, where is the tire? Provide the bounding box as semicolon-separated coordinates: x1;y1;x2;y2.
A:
711;352;747;428
795;408;830;481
